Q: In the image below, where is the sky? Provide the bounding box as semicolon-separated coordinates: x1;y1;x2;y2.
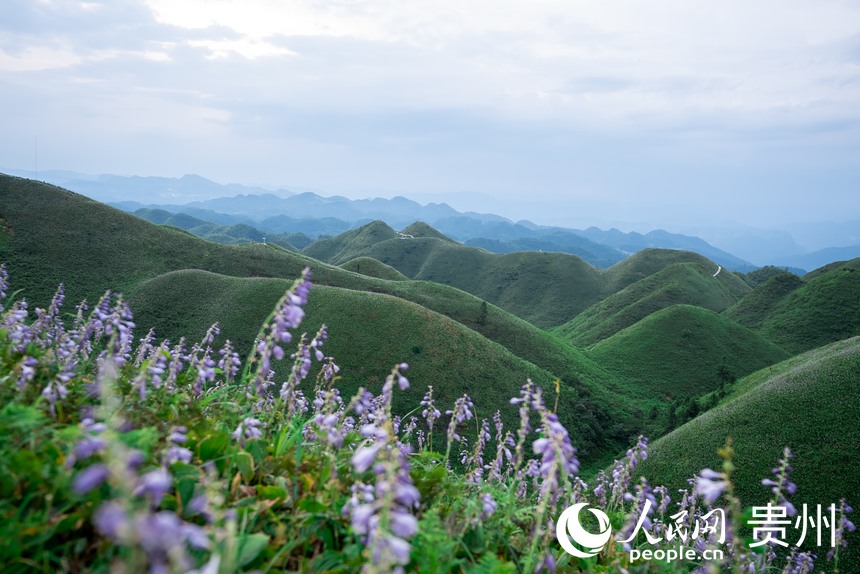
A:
2;0;860;230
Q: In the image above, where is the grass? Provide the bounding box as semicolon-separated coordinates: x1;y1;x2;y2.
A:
339;257;409;281
726;262;860;353
0;175;643;466
588;305;790;402
305;225;744;329
554;262;750;346
638;336;860;569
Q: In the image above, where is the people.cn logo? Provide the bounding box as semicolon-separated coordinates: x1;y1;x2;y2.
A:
556;503;612;558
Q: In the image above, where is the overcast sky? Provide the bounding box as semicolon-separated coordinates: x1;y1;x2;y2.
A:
2;0;859;229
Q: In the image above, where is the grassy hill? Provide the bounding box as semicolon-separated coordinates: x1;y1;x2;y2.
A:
340;256;409;281
555;262;750;346
588;305;790;402
638;337;860;568
723;272;805;330
304;223;616;327
726;260;860;353
0;174;641;464
126;270;582;447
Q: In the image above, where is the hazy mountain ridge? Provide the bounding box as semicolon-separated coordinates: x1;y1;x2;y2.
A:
10;168;761;270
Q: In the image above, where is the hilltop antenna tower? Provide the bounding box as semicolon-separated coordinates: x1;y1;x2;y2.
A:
34;136;38;181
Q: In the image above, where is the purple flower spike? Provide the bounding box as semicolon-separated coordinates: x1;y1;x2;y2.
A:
72;463;109;495
695;468;728;505
135;468;172;506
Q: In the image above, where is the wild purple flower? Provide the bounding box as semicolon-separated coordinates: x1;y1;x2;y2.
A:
0;264;8;311
618;477;658;545
761;447;798;516
41;379;68;415
481;493;497;518
444;394;475;464
608;436;649;509
134;468;172;506
134;328;157;366
465;418;491;483
695;468;728;505
232;417;263;446
534;553;556;573
782;549;816;574
419;386;442;434
827;499;855;561
94;501;130;540
510;381;537;470
72;463;109;495
217;339;241;385
17;355;38;388
255;268;312;383
166;446;192;465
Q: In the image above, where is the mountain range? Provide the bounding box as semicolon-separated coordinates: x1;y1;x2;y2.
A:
1;172;858;565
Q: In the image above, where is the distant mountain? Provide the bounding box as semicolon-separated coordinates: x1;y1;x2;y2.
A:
574;227;755;272
772;244;860;272
133;207;313;250
5;169;293;204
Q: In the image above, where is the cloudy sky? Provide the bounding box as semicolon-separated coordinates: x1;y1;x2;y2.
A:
2;0;859;229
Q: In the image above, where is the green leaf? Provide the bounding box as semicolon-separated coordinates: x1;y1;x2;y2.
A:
198;432;229;462
256;485;287;502
236;451;255;482
237;533;269;567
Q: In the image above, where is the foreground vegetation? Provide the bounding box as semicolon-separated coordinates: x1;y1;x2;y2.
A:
1;265;853;573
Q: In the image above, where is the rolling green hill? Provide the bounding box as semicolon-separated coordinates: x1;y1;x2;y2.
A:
0;174;641;463
305;224;741;328
588;305;790;401
339;256;409;281
638;337;860;568
126;270;589;449
723;272;805;330
308;227;609;327
726;261;860;353
555;262;750;346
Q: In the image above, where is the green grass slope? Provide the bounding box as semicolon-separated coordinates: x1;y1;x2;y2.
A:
302;220;398;264
0;175;641;463
307;226;745;329
602;248;748;295
126;269;630;463
723;272;805;330
638;337;860;568
339;256;409;281
589;305;790;401
726;261;860;353
400;221;457;243
555;262;749;346
308;223;609;327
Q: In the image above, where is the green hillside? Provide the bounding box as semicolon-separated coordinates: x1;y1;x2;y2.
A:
638;337;860;568
726;261;860;353
127;270;578;447
600;248;735;292
589;304;790;401
340;256;409;281
0;174;640;463
724;272;805;330
305;225;742;328
555;262;749;345
305;223;609;327
400;221;458;243
302;220;399;263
